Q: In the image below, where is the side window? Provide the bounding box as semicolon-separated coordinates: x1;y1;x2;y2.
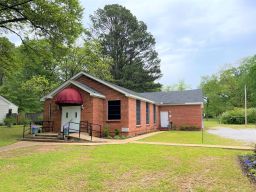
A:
75;112;77;118
153;104;156;123
136;100;141;125
108;100;121;120
146;102;150;124
66;112;68;118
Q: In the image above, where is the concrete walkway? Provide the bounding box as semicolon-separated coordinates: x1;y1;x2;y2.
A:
0;132;161;152
69;131;161;143
0;131;254;152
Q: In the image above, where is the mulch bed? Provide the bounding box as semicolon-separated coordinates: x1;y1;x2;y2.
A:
239;154;256;184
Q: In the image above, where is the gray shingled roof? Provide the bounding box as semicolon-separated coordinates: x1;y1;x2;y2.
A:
70;72;203;105
139;89;203;104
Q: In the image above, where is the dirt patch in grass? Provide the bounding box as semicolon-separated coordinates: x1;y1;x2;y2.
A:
104;169;167;191
173;156;223;191
176;168;216;192
0;145;65;158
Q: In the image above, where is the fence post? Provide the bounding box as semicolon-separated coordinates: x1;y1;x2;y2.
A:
90;124;92;141
68;122;70;136
23;125;25;138
100;125;102;138
29;121;32;134
79;122;81;139
62;125;65;140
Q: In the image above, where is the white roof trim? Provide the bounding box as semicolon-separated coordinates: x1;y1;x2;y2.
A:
70;81;105;99
40;80;105;101
0;95;18;107
71;72;155;103
159;102;203;106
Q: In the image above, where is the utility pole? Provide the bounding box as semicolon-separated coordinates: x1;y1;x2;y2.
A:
245;85;247;125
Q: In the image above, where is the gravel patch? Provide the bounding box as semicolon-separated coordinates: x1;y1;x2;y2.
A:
208;128;256;143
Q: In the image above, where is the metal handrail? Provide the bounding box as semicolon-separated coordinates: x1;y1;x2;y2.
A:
62;121;101;141
23;122;32;138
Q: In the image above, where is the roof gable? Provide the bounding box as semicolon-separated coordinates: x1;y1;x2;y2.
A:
72;72;155;103
40;80;105;101
0;95;18;107
41;71;203;105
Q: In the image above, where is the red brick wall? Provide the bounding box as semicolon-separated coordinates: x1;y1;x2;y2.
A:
127;98;159;136
43;74;203;136
91;97;104;134
159;104;203;129
76;76;129;133
43;85;95;132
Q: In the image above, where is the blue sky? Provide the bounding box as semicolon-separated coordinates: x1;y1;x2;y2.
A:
81;0;256;88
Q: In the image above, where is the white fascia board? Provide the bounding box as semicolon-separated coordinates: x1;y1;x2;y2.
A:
72;72;129;95
159;102;203;106
72;72;156;103
70;81;105;99
126;94;155;103
40;80;106;101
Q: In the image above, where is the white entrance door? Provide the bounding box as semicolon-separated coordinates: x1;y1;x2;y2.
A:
61;106;81;132
160;111;169;128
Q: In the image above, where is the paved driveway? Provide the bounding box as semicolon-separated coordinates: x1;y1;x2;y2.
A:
208;127;256;143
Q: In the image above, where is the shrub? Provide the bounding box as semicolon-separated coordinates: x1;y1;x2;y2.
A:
174;125;199;131
4;117;16;127
121;135;126;139
239;154;256;183
114;129;120;136
102;124;110;137
220;108;256;124
107;135;112;139
114;135;121;139
180;125;199;131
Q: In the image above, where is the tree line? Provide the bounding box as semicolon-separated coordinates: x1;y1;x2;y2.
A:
0;1;162;112
200;55;256;118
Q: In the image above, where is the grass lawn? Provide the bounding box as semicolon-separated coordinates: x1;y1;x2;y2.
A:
204;119;256;129
140;131;246;146
140;119;255;146
0;125;23;147
0;144;255;192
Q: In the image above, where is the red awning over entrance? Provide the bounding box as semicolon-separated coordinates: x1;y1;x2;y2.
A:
55;88;83;105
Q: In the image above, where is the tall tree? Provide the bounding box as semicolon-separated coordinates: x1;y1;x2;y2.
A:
0;0;83;45
0;37;16;85
59;40;113;81
200;55;256;117
89;4;162;92
162;80;191;92
0;39;114;112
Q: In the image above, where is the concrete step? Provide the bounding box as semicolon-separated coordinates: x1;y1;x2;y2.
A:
21;138;65;142
24;136;60;140
21;135;88;143
35;133;59;137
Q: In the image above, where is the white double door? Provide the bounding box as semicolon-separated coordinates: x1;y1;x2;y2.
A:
61;106;81;132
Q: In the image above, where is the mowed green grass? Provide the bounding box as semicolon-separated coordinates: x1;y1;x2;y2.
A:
139;119;256;146
0;125;23;147
0;144;254;192
140;131;245;146
204;119;256;129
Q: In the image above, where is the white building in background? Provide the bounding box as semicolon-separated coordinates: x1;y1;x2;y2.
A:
0;95;18;123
